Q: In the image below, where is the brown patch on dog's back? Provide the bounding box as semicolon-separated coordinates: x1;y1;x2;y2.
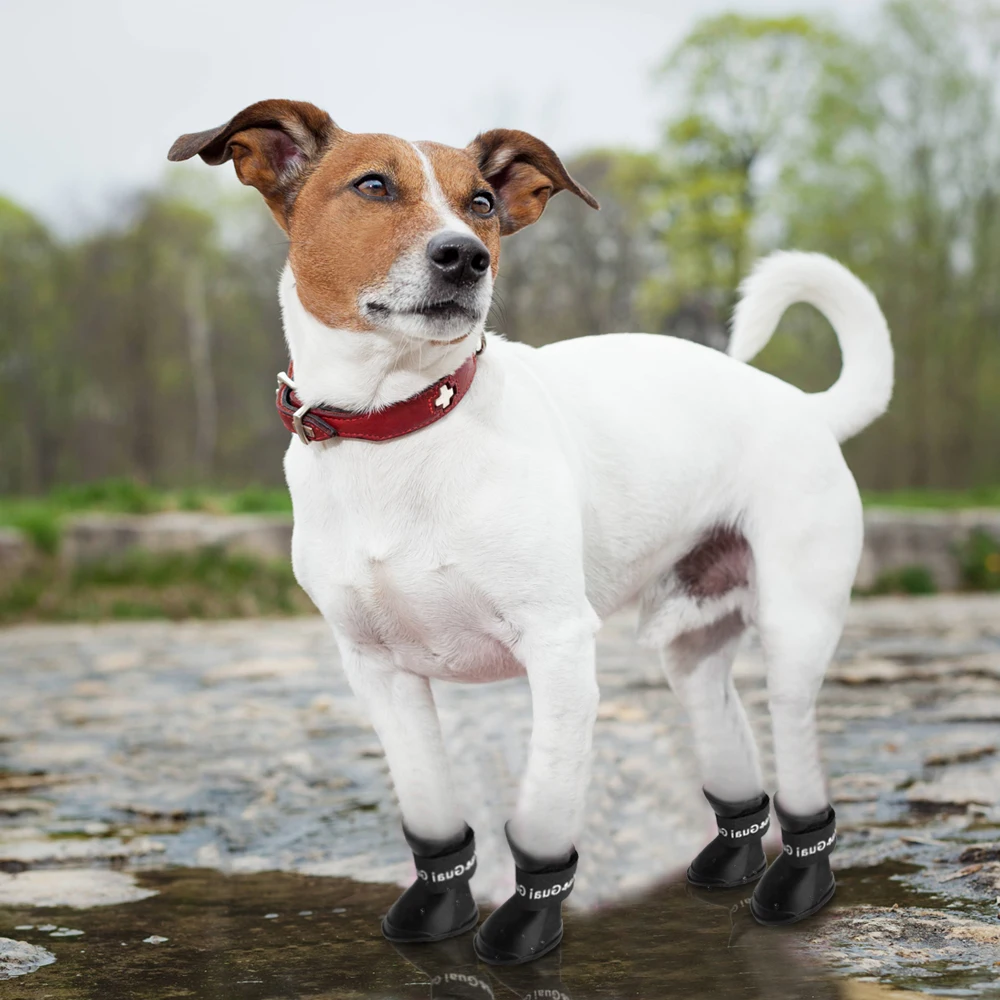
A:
675;526;752;599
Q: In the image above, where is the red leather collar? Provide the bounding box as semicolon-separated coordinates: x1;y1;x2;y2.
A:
276;340;482;444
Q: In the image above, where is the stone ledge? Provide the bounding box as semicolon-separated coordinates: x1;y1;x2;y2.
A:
1;509;998;592
856;507;1000;590
0;528;33;581
59;512;293;566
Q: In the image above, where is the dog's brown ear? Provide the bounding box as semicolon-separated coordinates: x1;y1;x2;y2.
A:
466;129;599;235
168;99;339;230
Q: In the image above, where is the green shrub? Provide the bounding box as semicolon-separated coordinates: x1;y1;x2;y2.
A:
866;564;938;596
7;508;62;555
957;529;1000;591
177;488;210;511
51;477;157;514
227;486;292;514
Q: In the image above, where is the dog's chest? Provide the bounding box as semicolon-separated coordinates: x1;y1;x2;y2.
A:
286;447;525;682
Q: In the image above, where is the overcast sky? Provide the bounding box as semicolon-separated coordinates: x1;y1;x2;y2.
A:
2;0;878;231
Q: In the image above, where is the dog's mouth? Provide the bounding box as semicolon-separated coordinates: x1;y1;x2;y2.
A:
367;299;476;322
407;299;476;320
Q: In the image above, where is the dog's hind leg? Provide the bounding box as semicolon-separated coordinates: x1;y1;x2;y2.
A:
747;477;861;925
661;612;771;890
339;644;479;944
661;612;762;804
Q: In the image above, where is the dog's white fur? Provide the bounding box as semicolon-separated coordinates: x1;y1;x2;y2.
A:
282;232;892;861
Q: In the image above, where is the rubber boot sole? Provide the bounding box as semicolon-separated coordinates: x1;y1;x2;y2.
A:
686;858;767;890
472;925;563;966
750;879;836;926
381;906;480;944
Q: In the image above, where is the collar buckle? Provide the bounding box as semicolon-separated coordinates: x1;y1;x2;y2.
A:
277;371;315;445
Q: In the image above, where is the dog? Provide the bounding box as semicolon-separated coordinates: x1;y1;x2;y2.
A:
169;99;892;964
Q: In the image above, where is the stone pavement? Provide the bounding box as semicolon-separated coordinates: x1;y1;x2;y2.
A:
1;596;999;993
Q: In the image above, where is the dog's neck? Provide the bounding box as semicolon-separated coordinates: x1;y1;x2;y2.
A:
278;264;483;413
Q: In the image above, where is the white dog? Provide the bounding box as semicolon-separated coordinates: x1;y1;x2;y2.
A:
170;99;892;964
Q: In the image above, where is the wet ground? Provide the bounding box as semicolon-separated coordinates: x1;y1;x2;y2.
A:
2;595;1000;996
0;865;929;999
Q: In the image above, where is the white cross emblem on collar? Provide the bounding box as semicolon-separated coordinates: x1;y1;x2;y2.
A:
434;383;456;409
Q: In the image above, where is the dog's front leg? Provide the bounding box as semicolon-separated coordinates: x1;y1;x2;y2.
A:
475;616;600;965
339;645;478;944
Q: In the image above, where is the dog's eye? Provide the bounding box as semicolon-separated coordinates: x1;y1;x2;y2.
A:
470;191;495;217
355;174;390;198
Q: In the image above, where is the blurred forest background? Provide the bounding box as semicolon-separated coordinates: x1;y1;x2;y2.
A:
3;0;999;498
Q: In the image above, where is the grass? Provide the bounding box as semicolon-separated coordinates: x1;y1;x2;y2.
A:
862;485;1000;509
0;547;315;624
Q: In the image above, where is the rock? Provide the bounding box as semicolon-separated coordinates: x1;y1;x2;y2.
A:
937;862;983;881
830;772;904;803
857;508;1000;591
924;745;996;767
0;938;56;980
935;695;1000;722
0;528;33;584
958;842;1000;863
801;905;1000;981
841;983;930;1000
10;741;105;768
0;870;157;908
830;655;1000;684
843;592;1000;633
906;764;1000;808
61;512;293;566
93;649;143;673
202;655;317;684
114;803;200;821
0;835;165;865
828;658;914;684
596;701;649;723
0;773;69;793
0;797;53;816
946;921;1000;944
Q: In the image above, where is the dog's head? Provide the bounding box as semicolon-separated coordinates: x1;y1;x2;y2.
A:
169;99;597;344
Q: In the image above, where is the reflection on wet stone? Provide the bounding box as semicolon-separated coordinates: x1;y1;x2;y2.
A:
1;868;844;998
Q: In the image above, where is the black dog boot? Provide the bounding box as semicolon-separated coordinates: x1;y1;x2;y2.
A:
382;824;479;943
687;789;770;889
473;823;577;966
750;800;836;926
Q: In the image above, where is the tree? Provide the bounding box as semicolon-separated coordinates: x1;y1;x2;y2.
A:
0;198;72;492
777;0;1000;488
493;150;661;345
644;15;858;330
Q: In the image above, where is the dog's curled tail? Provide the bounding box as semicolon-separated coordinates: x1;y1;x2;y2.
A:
728;251;894;443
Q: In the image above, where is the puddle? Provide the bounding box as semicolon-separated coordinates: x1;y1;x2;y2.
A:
1;863;998;998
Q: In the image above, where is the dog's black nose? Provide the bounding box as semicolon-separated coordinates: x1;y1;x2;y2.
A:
427;232;491;286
